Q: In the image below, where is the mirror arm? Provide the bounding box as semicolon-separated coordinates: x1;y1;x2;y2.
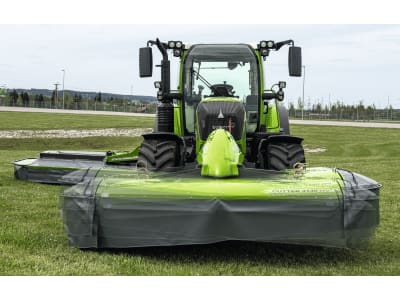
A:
147;40;156;47
165;91;183;100
148;38;171;99
263;81;286;101
262;92;276;100
274;39;294;51
155;38;168;61
147;39;168;55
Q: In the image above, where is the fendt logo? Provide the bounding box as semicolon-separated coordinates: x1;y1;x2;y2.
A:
217;108;224;119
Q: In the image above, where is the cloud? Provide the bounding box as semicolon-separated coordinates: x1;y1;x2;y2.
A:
0;24;399;107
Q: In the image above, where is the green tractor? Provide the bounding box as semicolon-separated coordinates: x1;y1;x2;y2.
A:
14;39;381;249
136;39;305;177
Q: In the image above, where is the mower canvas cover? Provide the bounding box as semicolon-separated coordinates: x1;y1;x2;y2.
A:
61;166;380;249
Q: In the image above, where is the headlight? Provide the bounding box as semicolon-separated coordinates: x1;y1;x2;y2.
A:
168;41;175;48
261;49;269;56
267;41;274;48
173;49;182;57
260;41;267;48
154;81;161;89
277;90;284;101
175;41;182;48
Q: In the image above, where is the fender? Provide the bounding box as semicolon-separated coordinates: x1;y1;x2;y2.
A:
258;135;304;159
142;132;185;145
262;134;303;145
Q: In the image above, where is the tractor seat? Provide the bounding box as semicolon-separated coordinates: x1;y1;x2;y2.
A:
210;84;235;97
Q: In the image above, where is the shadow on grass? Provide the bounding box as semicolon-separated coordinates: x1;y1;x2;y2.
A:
95;241;364;267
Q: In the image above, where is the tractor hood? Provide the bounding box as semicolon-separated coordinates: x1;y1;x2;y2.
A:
200;97;241;103
196;98;247;156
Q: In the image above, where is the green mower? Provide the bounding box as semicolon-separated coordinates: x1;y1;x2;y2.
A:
15;39;381;249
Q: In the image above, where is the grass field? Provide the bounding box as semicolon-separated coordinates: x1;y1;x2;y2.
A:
0;111;154;130
0;112;399;275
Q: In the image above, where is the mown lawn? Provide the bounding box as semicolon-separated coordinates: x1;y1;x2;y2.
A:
0;112;399;275
0;111;154;130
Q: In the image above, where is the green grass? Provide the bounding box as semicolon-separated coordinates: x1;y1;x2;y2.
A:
0;111;154;130
0;112;399;275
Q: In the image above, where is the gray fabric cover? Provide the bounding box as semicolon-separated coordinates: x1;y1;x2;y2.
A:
14;158;107;184
60;168;380;249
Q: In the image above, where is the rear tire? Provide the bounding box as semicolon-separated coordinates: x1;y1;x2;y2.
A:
258;142;305;171
137;139;181;170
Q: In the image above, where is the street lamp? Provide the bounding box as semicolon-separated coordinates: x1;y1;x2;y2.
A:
61;69;66;109
302;65;306;120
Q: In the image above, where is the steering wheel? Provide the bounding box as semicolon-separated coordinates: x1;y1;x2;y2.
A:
210;84;235;97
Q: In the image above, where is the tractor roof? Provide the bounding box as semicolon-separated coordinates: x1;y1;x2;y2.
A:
185;44;257;62
183;42;258;50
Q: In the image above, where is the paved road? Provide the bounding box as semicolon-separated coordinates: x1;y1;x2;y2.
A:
0;106;155;117
1;106;400;128
290;119;400;129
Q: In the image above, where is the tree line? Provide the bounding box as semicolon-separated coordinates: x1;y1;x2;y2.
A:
288;98;398;121
1;89;156;113
1;88;398;120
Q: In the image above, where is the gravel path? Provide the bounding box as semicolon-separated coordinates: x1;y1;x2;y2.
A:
0;106;155;117
0;127;153;139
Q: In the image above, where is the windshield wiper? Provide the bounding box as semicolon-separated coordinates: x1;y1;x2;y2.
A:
191;69;221;96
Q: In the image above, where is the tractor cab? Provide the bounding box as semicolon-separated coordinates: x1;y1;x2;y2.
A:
182;44;259;136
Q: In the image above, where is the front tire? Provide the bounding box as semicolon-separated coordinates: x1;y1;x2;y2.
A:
137;139;181;170
258;142;305;171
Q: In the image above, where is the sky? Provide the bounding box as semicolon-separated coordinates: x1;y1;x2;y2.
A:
1;24;400;108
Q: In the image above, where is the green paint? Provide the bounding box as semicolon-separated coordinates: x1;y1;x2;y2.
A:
255;50;281;133
266;101;280;132
201;96;243;103
197;129;243;178
95;167;344;202
174;49;188;137
173;104;184;136
105;147;139;164
255;50;266;130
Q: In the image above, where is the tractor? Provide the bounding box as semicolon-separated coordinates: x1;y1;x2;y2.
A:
15;38;381;249
137;39;305;177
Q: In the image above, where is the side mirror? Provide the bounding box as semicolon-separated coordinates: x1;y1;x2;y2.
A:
288;46;302;77
139;47;153;77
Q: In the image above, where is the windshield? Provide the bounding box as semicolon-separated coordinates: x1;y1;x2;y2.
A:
183;44;259;132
